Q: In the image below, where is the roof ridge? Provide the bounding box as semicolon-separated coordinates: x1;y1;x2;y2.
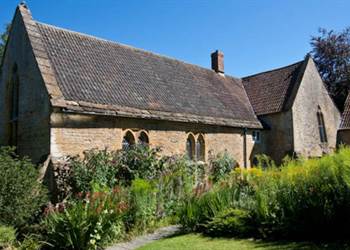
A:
36;21;234;79
242;60;304;80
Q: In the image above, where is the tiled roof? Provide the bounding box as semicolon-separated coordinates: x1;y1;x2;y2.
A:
34;22;262;128
242;61;304;116
340;93;350;129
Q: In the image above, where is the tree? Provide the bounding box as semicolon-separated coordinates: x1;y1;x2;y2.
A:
310;27;350;111
0;24;10;65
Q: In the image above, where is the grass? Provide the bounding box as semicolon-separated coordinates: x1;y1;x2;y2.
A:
136;233;350;250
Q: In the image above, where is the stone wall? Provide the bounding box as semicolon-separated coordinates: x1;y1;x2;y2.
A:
257;111;294;164
292;58;340;157
50;111;258;167
0;10;50;163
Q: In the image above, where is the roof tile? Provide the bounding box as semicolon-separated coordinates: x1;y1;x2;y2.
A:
242;61;303;115
36;22;261;128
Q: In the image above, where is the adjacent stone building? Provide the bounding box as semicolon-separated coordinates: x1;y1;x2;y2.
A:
0;4;342;167
243;57;340;163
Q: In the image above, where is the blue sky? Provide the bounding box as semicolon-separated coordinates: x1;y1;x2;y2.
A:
1;0;349;77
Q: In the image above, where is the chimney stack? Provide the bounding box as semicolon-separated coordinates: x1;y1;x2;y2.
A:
211;50;224;74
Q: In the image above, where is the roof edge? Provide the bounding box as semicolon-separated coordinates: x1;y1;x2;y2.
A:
16;4;65;105
242;60;304;80
51;99;263;129
281;55;310;111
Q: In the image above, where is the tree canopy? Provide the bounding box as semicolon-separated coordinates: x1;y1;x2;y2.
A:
311;27;350;111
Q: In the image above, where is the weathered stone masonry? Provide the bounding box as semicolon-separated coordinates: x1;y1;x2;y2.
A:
50;112;256;167
0;6;51;163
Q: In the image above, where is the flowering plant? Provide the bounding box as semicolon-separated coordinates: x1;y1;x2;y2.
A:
44;185;128;249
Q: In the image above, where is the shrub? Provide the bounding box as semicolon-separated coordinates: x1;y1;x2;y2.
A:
44;186;127;249
179;147;350;240
125;179;157;233
0;225;16;249
17;235;43;250
0;147;47;227
204;208;255;237
253;154;276;168
210;152;236;182
118;145;162;183
52;148;208;241
58;145;163;199
70;149;120;194
157;156;206;218
178;184;239;231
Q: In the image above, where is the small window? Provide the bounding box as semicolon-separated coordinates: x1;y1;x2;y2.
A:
122;131;135;150
252;130;261;143
138;131;149;145
186;134;195;160
317;109;328;143
196;134;205;161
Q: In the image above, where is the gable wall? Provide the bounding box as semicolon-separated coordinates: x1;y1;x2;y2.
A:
292;59;340;157
50;112;257;167
0;11;51;163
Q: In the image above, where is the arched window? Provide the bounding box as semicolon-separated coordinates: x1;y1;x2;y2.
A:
317;108;328;143
138;131;149;145
186;134;195;160
122;131;135;150
196;134;205;161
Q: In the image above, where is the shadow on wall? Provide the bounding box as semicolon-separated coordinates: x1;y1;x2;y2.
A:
248;130;295;167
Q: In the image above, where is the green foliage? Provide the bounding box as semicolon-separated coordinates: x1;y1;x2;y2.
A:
0;224;53;250
17;235;43;250
0;225;16;248
51;147;210;247
44;186;127;249
0;147;47;227
157;156;205;218
118;145;162;182
125;179;157;233
204;208;255;237
60;145;163;199
70;149;120;194
253;154;276;168
178;184;238;231
179;147;350;240
210;152;236;182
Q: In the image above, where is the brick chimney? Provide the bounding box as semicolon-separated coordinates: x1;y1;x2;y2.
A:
211;50;224;74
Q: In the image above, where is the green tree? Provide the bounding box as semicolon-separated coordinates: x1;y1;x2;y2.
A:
0;24;10;64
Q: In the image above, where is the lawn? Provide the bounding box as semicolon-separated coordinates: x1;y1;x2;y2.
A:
137;233;350;250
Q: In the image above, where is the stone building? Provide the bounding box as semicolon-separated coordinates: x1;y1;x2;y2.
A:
243;56;340;163
0;4;341;167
